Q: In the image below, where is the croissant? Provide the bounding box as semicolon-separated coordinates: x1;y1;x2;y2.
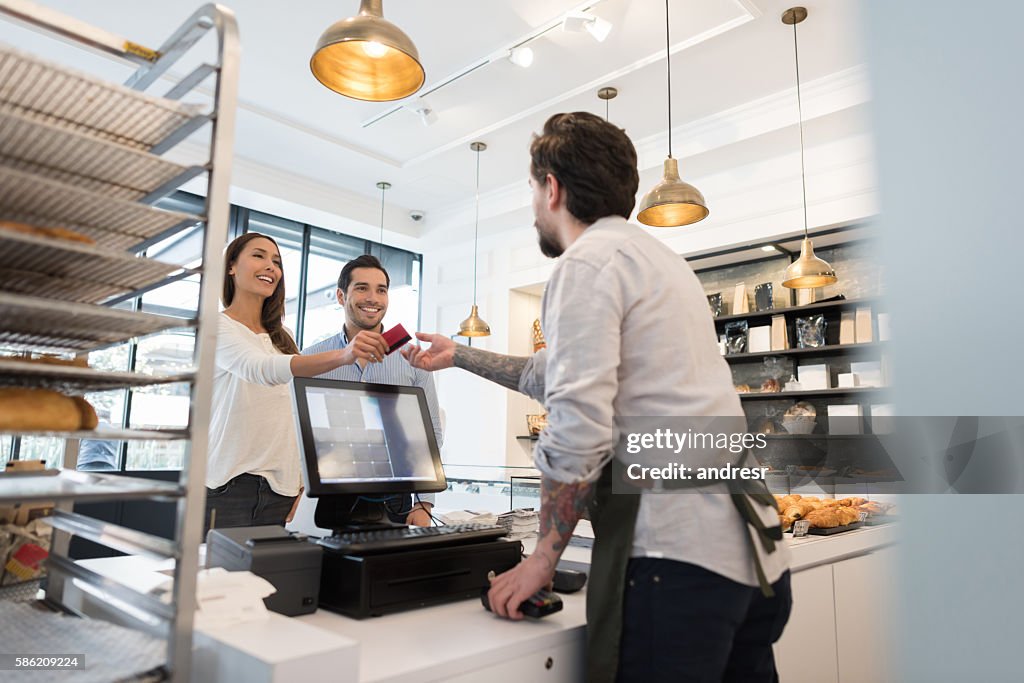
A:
778;494;802;511
838;497;868;507
804;509;842;528
820;499;842;508
835;507;860;525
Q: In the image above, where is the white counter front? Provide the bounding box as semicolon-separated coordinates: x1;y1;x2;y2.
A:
69;524;897;682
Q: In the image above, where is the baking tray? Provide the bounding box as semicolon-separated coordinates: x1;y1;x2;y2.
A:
0;108;204;200
0;165;200;249
0;43;202;150
791;521;864;536
0;357;193;394
0;229;187;303
0;292;192;352
864;516;898;526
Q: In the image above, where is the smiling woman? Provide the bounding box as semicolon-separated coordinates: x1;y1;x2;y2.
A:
206;233;390;532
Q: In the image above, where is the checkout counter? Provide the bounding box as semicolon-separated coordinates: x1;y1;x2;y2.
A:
63;523;896;683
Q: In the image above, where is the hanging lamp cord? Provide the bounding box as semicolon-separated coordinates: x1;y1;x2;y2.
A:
792;18;809;239
472;149;481;306
378;184;386;258
665;0;673;157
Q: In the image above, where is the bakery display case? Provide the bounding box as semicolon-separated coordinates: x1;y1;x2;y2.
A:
0;1;239;679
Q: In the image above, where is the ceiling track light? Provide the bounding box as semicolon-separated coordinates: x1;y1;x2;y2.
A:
405;98;438;126
563;10;613;42
507;45;535;68
637;0;709;228
780;7;837;290
458;142;491;338
310;0;425;102
361;1;610;128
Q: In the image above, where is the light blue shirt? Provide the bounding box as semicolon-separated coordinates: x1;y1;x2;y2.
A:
302;328;444;506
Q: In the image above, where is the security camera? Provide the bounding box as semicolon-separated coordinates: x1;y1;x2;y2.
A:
409;210;426;222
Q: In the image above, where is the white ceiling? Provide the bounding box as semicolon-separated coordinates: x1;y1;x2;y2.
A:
0;0;868;235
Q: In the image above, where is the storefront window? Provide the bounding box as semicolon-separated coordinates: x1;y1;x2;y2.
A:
301;228;365;348
125;331;194;470
246;212;304;340
0;436;13;468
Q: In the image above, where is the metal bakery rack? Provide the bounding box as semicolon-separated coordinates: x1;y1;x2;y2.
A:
0;0;239;679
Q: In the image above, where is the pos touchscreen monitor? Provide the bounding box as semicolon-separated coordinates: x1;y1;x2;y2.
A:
290;377;446;500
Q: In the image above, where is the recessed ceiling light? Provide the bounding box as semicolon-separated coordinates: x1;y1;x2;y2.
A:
762;245;779;253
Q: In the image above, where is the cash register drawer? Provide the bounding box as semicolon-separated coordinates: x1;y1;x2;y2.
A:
319;539;522;618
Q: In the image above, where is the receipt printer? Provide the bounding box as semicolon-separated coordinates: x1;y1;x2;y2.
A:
206;525;322;616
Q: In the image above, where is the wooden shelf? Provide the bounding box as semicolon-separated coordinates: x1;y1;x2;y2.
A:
739;387;886;401
724;342;883;363
713;297;882;326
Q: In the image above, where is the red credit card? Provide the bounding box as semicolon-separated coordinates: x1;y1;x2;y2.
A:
382;323;412;354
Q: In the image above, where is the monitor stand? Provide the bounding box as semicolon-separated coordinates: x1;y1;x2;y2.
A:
314;494;407;533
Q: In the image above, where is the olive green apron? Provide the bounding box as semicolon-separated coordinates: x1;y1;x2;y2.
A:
583;453;782;683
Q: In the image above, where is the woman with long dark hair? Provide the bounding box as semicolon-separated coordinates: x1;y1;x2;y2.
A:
206;232;389;531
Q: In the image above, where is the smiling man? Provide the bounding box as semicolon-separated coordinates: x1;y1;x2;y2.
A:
301;254;443;526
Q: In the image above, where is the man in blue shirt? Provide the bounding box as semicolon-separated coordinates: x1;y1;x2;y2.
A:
302;254;443;526
77;405;120;471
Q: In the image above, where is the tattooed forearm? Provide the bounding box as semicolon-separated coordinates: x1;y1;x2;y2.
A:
453;346;529;392
535;477;595;568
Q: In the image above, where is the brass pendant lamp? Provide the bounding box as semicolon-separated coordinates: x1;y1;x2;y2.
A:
310;0;425;102
375;181;390;258
598;86;617;121
781;7;837;289
637;0;708;227
457;142;491;337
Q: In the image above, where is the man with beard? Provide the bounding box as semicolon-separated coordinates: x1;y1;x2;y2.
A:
302;254;442;527
403;112;790;682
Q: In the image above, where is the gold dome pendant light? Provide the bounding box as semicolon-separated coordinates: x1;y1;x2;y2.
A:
457;142;491;338
781;7;837;289
310;0;425;102
598;86;618;121
637;0;708;227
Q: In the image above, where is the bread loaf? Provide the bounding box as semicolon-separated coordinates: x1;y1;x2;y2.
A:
0;388;81;431
6;355;89;369
0;219;95;245
72;396;98;430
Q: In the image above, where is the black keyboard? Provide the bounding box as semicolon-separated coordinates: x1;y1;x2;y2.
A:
316;523;508;555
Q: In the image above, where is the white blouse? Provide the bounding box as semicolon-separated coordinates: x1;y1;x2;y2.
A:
206;313;300;497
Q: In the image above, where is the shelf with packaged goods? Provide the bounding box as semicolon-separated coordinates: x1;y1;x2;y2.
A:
723;342;883;363
712;296;883;327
